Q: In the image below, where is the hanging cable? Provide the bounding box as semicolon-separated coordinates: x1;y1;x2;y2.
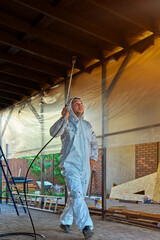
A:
0;56;77;240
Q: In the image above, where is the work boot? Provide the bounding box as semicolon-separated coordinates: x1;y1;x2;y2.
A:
60;224;72;233
82;226;94;239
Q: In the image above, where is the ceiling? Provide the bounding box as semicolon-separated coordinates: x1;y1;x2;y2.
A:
0;0;159;110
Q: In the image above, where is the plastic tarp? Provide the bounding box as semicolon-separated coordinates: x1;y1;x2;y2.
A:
1;38;160;157
106;38;160;147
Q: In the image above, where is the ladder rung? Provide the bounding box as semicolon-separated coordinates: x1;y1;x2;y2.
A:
2;164;7;167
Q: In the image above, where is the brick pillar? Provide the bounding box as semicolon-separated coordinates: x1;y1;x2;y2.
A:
135;142;158;179
90;149;102;195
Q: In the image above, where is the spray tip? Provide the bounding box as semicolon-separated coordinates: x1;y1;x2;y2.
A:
72;56;77;63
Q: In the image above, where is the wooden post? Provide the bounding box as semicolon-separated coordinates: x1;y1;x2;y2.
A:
52;154;54;185
5;144;9;204
101;62;107;220
0;114;2;203
40;97;45;198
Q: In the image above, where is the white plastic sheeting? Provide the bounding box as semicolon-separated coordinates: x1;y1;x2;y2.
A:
1;38;160;157
1;84;65;157
107;38;160;147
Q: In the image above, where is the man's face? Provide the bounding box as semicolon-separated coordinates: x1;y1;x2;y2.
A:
72;98;84;119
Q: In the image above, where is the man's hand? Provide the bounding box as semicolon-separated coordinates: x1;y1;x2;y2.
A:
61;106;69;121
90;159;95;169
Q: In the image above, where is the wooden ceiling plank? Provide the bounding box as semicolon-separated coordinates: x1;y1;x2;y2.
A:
0;10;101;59
0;64;51;84
0;90;21;101
0;101;11;107
7;46;20;55
0;98;13;105
88;0;151;31
0;82;30;96
54;0;80;9
0;73;40;91
35;15;54;29
0;50;62;76
0;30;75;68
13;0;123;46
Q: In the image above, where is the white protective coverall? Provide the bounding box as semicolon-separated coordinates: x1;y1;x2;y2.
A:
50;97;98;231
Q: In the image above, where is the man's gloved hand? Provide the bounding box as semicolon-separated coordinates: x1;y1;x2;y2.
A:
61;106;69;121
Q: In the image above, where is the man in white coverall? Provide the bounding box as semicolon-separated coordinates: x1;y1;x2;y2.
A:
50;97;98;239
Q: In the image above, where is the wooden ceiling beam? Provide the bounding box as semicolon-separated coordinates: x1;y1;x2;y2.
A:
0;90;21;101
35;15;54;29
0;30;76;68
0;73;41;91
0;50;62;77
88;0;151;31
0;83;30;96
0;64;52;84
0;98;13;105
54;0;80;8
0;10;101;59
13;0;124;47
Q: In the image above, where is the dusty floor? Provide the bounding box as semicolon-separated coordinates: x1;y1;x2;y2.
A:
0;201;160;240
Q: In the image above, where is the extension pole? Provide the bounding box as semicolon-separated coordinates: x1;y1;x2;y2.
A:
65;56;77;104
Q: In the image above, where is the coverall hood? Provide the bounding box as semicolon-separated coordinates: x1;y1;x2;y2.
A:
68;97;84;122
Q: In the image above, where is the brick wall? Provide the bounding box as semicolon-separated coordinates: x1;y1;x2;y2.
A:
135;142;158;178
89;149;102;195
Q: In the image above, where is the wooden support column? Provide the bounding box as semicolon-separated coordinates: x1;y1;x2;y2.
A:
5;144;9;204
101;62;107;220
101;51;133;220
52;154;55;185
0;113;2;203
28;99;45;198
40;97;45;196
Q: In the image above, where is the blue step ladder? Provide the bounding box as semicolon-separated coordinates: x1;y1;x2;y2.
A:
0;145;26;215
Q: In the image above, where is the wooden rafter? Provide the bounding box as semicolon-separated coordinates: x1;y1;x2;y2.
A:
0;30;77;68
0;83;30;96
0;50;63;76
88;0;151;31
0;64;52;84
0;73;40;91
0;98;13;105
0;90;21;101
0;10;102;59
13;0;125;47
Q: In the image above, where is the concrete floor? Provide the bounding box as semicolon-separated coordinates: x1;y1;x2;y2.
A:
0;202;160;240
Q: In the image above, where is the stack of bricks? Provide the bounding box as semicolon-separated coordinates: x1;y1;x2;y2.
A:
135;142;158;179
